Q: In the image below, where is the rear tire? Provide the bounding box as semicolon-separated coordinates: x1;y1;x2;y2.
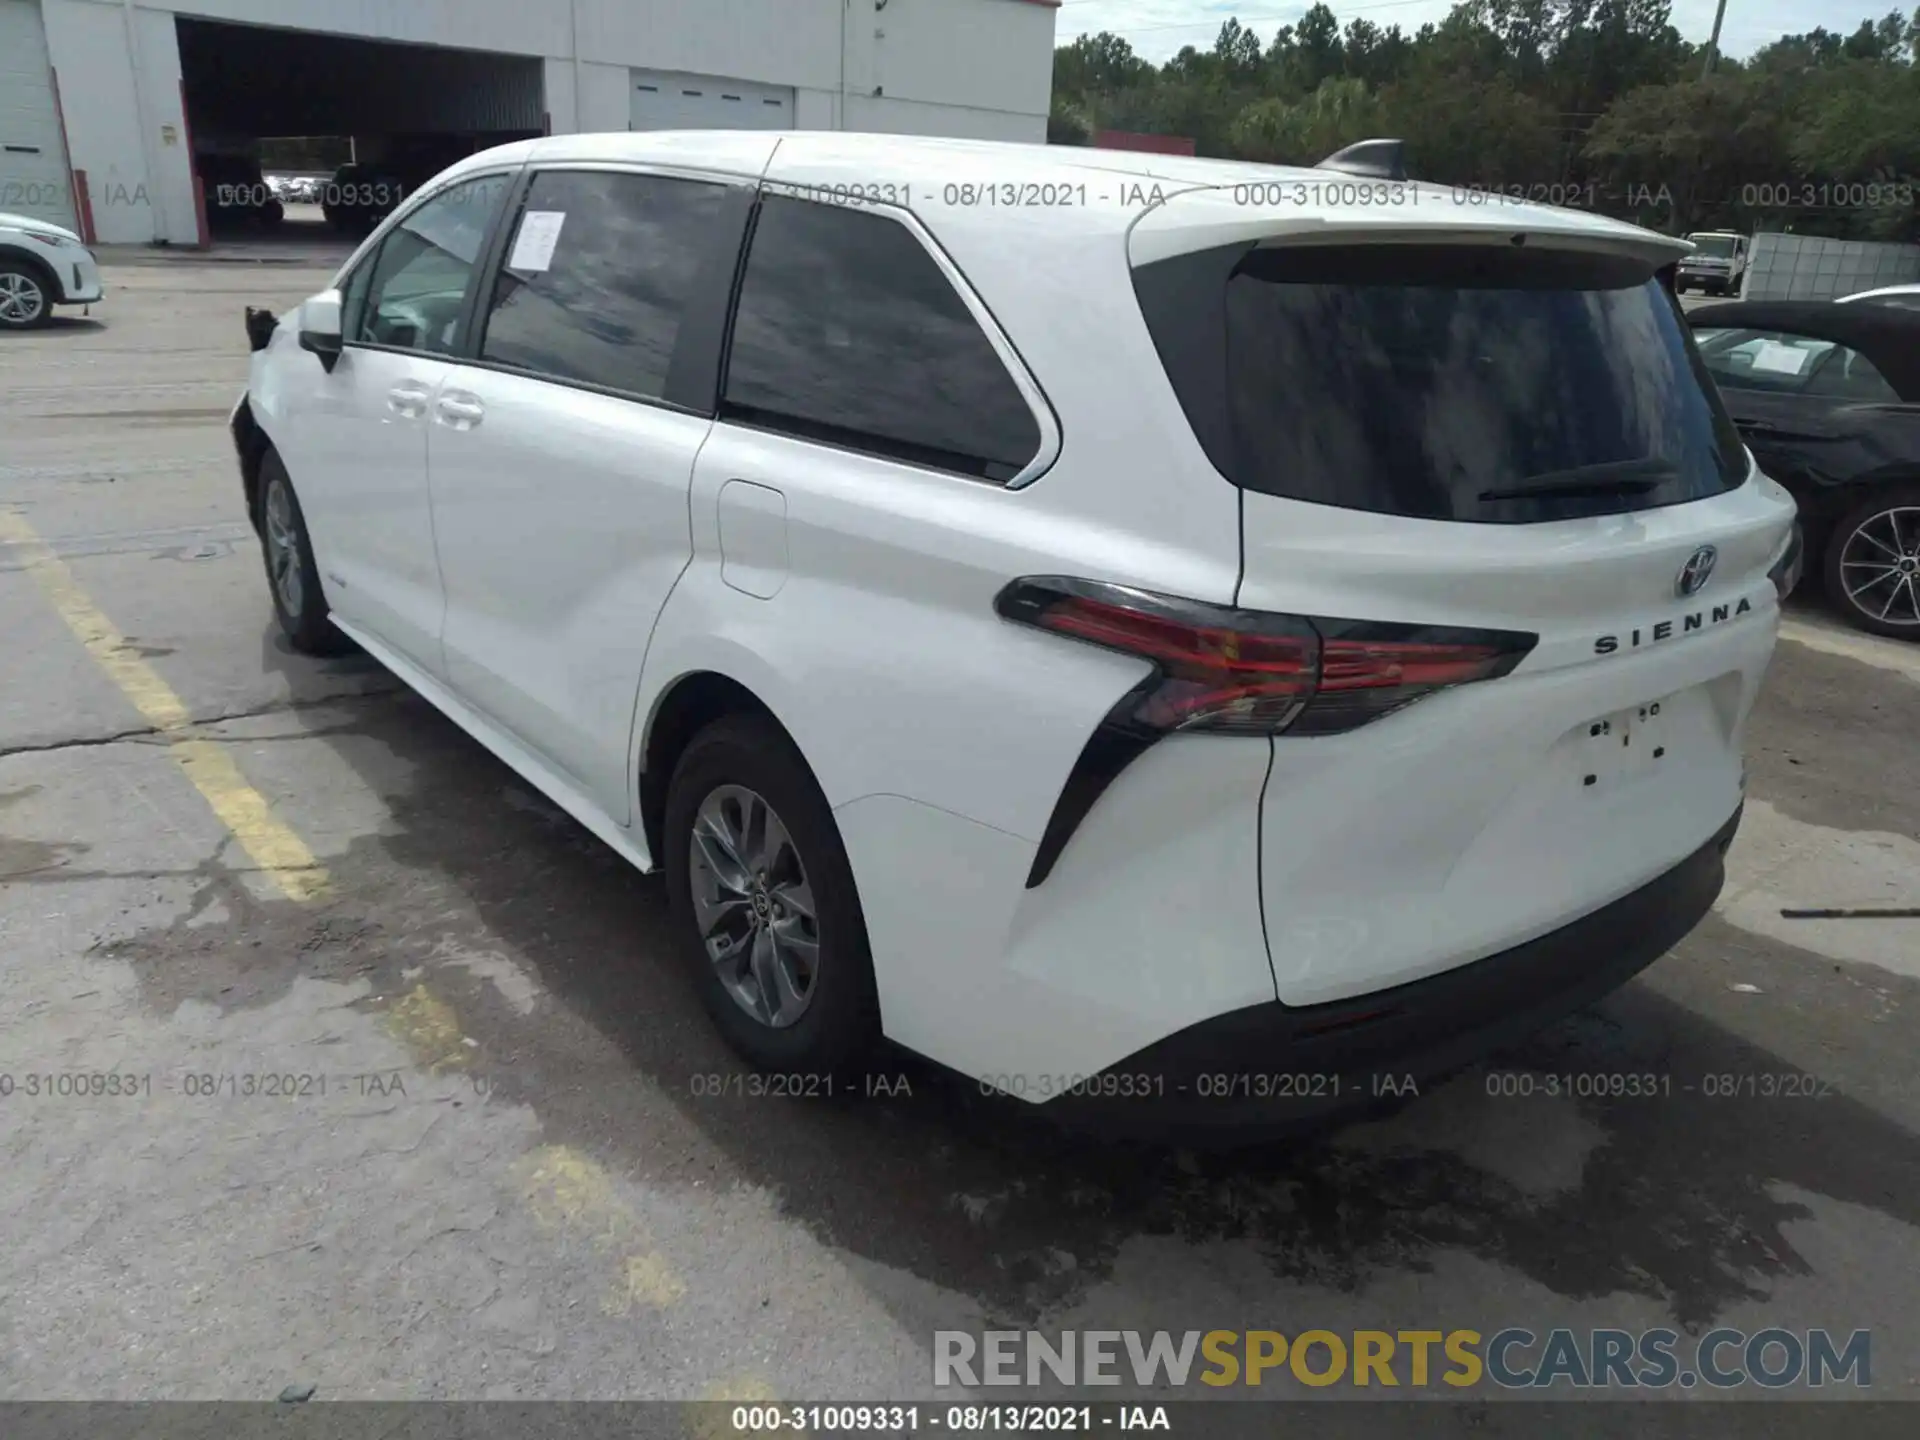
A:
258;450;353;656
663;714;879;1074
1823;485;1920;640
0;260;52;330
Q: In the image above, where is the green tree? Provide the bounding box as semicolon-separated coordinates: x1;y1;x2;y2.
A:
1583;70;1795;230
1230;77;1382;164
1047;100;1092;146
1341;19;1415;88
1047;3;1920;239
1792;59;1920;237
1382;75;1564;184
1053;33;1155;101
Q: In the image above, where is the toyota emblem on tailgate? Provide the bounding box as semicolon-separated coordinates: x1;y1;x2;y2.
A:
1676;546;1717;597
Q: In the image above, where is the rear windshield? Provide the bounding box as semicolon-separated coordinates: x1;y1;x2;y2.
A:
1134;243;1750;524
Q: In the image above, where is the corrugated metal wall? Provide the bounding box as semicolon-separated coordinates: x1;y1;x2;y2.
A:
1744;233;1920;301
177;17;544;137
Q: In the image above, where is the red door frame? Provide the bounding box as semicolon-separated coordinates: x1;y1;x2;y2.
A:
48;66;94;242
178;78;210;248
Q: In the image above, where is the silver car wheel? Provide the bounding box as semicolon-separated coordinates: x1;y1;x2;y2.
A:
263;477;304;617
689;783;820;1029
1838;504;1920;629
0;271;47;326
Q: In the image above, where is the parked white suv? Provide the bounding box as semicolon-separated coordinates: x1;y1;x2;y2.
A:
0;211;104;329
233;132;1799;1132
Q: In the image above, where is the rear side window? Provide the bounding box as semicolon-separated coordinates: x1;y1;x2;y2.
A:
1135;244;1750;524
721;195;1042;482
480;169;732;400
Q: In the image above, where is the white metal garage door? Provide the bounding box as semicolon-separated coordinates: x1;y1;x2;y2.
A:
630;68;793;132
0;0;76;230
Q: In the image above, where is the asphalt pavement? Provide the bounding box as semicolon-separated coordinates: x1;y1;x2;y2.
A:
1;246;1916;1411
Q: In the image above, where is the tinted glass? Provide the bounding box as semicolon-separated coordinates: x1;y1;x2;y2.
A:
351;174;510;353
1693;327;1898;401
722;196;1042;482
1140;244;1748;524
1805;345;1899;402
480;170;730;399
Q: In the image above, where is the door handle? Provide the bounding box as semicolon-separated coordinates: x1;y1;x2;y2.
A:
386;383;431;418
434;393;485;431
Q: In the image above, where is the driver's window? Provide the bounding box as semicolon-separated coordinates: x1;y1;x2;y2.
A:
348;174;511;354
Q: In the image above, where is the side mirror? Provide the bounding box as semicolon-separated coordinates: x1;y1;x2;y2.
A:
244;305;278;352
297;290;344;373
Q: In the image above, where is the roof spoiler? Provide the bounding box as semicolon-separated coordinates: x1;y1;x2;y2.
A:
1315;139;1407;182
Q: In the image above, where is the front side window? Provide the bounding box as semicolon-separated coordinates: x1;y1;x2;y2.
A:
721;195;1042;482
349;174;512;354
479;169;732;400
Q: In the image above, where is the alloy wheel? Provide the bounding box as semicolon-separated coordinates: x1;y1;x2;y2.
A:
689;783;820;1029
0;271;47;326
1837;505;1920;630
263;478;304;617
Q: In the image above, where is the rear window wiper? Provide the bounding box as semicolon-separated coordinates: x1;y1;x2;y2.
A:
1479;458;1678;502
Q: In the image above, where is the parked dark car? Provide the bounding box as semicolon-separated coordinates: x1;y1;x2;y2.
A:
322;138;478;235
1689;300;1920;639
195;153;284;230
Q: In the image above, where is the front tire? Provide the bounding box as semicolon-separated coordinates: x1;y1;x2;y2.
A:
258;451;352;655
1824;486;1920;639
0;261;52;330
664;714;879;1073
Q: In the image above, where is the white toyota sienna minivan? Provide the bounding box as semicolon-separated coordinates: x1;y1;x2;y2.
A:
233;131;1800;1134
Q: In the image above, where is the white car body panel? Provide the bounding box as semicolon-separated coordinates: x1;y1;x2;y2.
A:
334;612;657;876
264;334;455;674
0;209;103;307
1835;282;1920;308
429;364;707;822
242;130;1797;1102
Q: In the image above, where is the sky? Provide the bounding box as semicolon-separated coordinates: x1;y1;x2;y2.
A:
1050;0;1894;64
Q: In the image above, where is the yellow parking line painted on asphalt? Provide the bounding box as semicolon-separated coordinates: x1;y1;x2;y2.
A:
512;1143;691;1313
0;510;330;902
689;1376;794;1440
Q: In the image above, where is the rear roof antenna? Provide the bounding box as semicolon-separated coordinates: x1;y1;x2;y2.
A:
1315;139;1407;182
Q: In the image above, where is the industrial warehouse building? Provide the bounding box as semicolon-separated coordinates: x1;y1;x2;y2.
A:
0;0;1059;244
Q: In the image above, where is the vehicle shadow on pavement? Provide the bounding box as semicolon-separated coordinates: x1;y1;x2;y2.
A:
101;668;1920;1333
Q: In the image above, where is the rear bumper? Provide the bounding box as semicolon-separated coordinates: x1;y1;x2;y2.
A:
1043;804;1741;1141
1677;270;1734;292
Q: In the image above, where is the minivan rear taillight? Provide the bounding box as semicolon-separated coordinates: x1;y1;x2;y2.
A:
996;577;1534;738
1768;523;1804;601
996;577;1537;885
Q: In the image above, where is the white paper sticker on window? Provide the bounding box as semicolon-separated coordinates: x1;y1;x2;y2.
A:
508;211;566;273
1749;339;1813;376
